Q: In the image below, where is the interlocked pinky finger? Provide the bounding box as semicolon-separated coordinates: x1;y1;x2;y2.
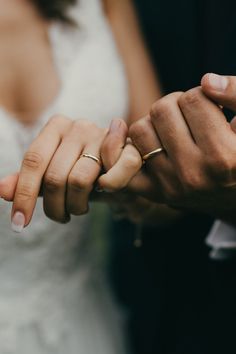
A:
98;143;142;192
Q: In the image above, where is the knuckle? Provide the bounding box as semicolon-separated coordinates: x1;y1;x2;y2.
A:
73;119;95;132
68;173;91;191
180;171;204;192
176;153;208;192
150;99;169;121
150;93;182;122
43;115;72;137
44;172;65;192
23;151;43;170
71;120;104;141
206;153;235;185
178;87;202;108
129;118;149;141
16;185;33;202
48;114;70;126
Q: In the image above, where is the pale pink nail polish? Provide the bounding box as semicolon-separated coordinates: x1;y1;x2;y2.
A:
11;212;25;233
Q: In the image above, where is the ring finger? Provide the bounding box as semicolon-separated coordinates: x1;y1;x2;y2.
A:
66;144;103;215
129;116;170;176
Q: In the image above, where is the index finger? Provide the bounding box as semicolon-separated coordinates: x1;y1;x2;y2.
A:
11;116;71;232
0;173;19;201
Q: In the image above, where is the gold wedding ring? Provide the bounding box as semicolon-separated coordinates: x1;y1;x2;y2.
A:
80;153;101;166
142;147;164;162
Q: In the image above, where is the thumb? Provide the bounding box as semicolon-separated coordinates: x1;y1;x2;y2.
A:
201;73;236;111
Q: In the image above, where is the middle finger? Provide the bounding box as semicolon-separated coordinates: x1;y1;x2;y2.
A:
43;135;84;223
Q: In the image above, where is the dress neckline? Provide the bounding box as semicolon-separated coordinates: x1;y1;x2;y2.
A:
0;21;67;130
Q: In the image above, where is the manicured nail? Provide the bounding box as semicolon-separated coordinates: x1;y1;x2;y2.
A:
95;185;113;193
103;188;113;193
95;185;104;193
11;212;25;233
208;73;228;92
109;119;122;133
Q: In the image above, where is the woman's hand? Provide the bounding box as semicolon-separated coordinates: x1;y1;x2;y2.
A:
98;118;143;191
0;117;144;231
0;115;107;232
0;116;181;230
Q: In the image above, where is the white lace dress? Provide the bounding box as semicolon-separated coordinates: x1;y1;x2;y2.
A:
0;0;129;353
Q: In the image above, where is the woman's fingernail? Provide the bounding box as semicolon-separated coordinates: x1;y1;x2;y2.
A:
95;185;104;193
109;119;122;133
103;188;113;193
95;185;113;193
208;73;228;92
11;212;25;233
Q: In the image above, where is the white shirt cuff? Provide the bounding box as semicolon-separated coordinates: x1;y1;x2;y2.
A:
206;220;236;249
206;220;236;260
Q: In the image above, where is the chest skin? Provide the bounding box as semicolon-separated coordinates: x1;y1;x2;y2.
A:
0;26;60;125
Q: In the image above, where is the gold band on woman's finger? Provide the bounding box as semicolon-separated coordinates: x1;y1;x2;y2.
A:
80;153;101;166
142;147;164;162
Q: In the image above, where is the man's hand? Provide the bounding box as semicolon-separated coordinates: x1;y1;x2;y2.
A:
129;74;236;224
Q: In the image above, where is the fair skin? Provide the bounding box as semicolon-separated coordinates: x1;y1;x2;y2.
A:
4;4;234;229
0;0;179;229
0;0;60;125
